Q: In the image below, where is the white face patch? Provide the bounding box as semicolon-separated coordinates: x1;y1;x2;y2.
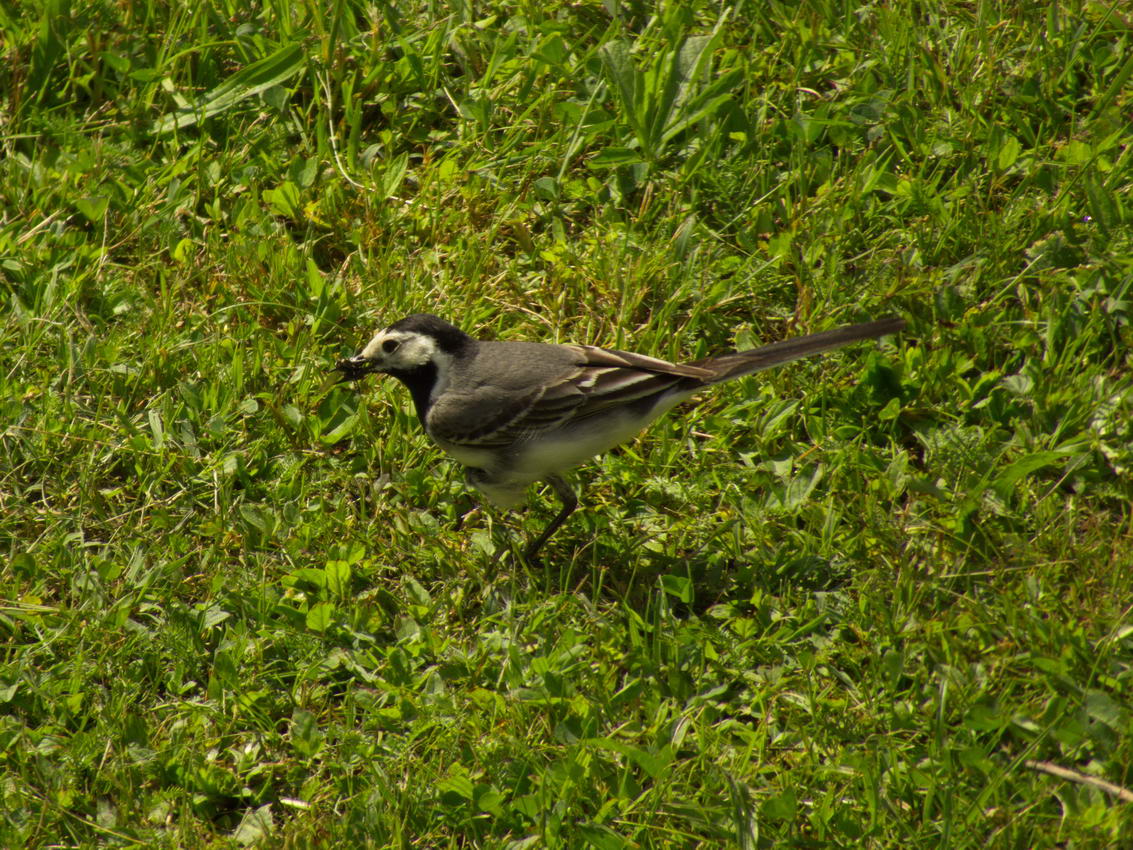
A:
358;328;455;402
360;329;440;371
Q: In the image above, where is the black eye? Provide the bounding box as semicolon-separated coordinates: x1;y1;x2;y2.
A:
382;339;400;354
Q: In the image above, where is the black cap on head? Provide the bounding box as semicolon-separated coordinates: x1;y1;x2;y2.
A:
386;314;473;355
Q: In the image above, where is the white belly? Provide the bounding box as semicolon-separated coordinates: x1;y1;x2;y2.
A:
433;440;496;469
430;392;692;505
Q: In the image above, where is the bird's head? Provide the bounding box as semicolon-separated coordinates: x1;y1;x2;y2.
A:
333;313;473;382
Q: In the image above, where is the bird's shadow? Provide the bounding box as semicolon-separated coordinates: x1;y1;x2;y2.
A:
487;516;856;619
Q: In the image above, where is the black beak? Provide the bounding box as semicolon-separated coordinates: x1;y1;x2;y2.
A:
331;356;380;384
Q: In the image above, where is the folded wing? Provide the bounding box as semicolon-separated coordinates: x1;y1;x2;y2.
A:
426;345;711;450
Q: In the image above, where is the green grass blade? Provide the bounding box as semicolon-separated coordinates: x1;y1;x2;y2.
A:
151;41;307;134
599;40;651;157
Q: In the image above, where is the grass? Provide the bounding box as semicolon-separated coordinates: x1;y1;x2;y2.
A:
2;0;1133;846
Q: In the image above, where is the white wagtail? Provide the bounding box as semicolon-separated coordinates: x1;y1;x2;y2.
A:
335;313;905;558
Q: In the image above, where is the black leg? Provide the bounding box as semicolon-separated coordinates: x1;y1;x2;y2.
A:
524;474;577;561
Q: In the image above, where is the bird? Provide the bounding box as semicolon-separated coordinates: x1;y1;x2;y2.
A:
334;312;906;559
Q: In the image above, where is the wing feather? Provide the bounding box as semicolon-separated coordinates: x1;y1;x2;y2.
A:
426;344;709;454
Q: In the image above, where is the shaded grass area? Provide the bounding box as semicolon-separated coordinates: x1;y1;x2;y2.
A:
2;0;1132;845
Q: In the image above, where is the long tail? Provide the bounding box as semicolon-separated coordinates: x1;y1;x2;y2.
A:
693;316;906;383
